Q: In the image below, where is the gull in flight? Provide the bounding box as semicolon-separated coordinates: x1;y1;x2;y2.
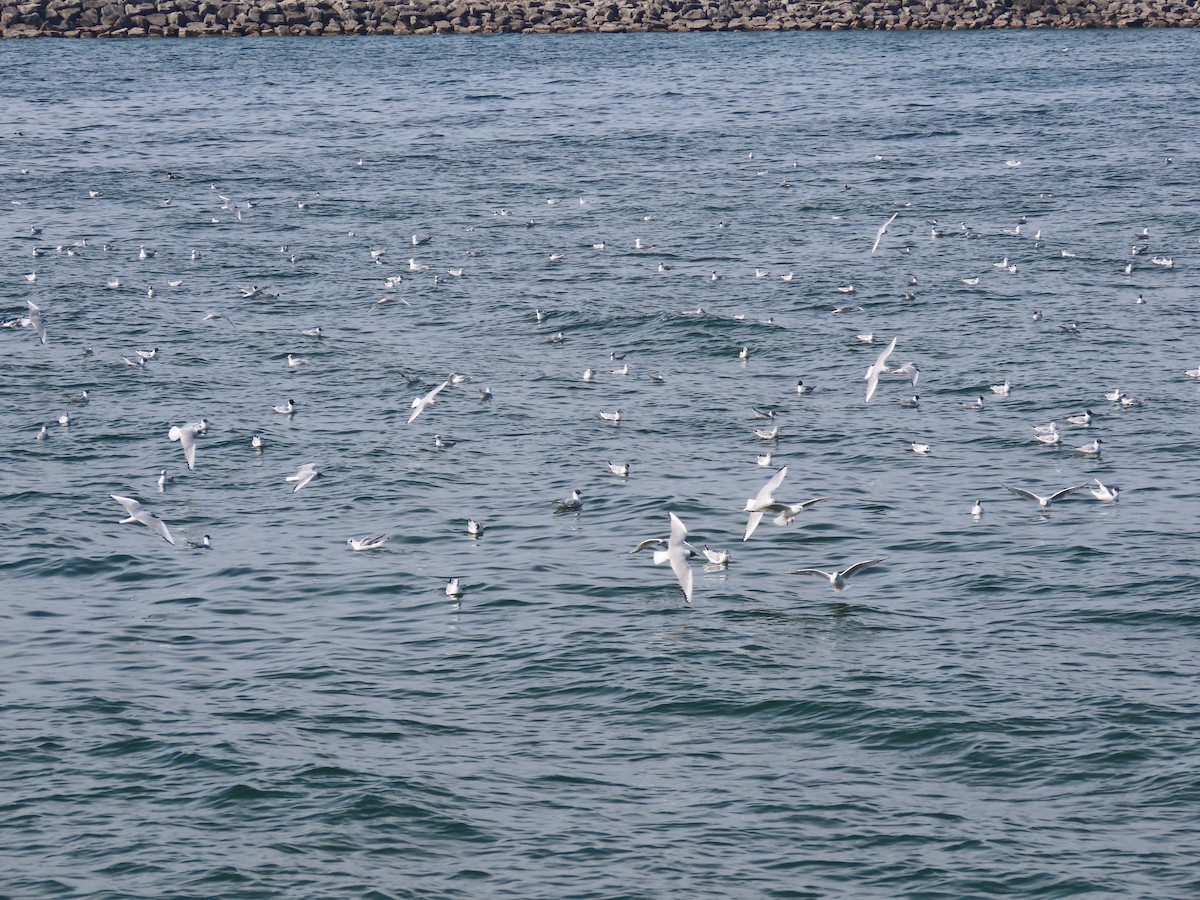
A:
1004;482;1088;512
286;463;321;492
788;557;888;592
408;380;450;425
168;420;205;470
26;300;46;345
889;362;920;385
743;466;789;541
871;212;899;255
865;336;898;403
653;512;694;604
347;535;390;551
110;494;174;544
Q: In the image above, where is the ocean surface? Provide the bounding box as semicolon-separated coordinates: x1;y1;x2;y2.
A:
3;30;1200;898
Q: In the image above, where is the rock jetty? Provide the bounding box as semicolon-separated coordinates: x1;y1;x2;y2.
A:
3;0;1198;37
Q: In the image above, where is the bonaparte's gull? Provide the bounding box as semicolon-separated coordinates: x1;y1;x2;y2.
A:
795;380;814;394
653;512;694;604
347;535;390;551
68;390;90;404
110;494;174;544
1074;439;1102;456
446;578;463;598
607;461;630;477
1090;480;1120;502
909;442;932;455
871;212;899;255
787;557;888;592
899;395;920;409
582;368;595;382
963;396;985;410
600;409;622;423
168;420;204;470
756;453;773;467
990;380;1011;396
971;499;983;518
274;399;296;416
1066;410;1093;426
865;336;898;403
555;489;583;512
743;466;786;541
703;545;731;567
754;425;779;441
467;519;485;537
26;300;46;346
408;380;449;425
286;463;320;492
1004;482;1087;512
433;434;456;450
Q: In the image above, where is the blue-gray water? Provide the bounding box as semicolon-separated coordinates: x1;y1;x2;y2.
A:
3;31;1200;899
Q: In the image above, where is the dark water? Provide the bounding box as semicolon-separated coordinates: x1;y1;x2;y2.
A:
3;31;1200;898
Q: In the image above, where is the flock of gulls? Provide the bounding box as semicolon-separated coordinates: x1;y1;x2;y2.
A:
7;149;1196;608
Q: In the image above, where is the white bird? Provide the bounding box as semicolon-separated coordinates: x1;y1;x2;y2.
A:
1005;160;1021;168
347;535;390;551
971;499;983;518
889;362;920;385
899;394;920;409
299;327;323;338
555;489;583;512
187;535;212;550
106;277;121;289
703;545;731;567
795;379;814;395
274;398;296;416
787;557;888;592
432;434;456;450
864;336;898;403
407;380;450;425
991;380;1012;396
26;300;46;345
771;497;832;526
110;494;174;544
756;453;773;467
607;461;630;476
58;414;70;427
836;284;855;294
738;346;750;361
962;277;980;286
600;409;622;423
1005;483;1088;512
1034;429;1061;446
408;258;429;272
582;368;595;382
743;466;787;541
963;396;985;410
287;353;309;369
871;212;899;255
251;435;264;450
285;463;321;492
909;442;932;455
24;271;37;283
1104;388;1125;401
167;420;205;471
445;578;463;598
1185;366;1200;379
370;296;409;312
1074;439;1102;456
754;425;779;441
1067;410;1093;426
478;387;493;401
467;519;485;537
36;424;48;441
156;470;175;491
652;512;694;604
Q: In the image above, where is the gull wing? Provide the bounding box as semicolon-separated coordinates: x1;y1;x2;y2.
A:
749;466;788;511
143;514;175;545
667;512;693;603
1049;483;1090;503
630;538;665;554
1004;484;1044;505
787;568;833;579
840;557;888;579
111;494;143;518
743;509;765;542
870;212;898;255
864;337;898;403
169;425;197;470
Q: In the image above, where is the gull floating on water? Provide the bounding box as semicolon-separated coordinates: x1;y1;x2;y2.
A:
187;535;212;550
787;557;888;592
347;535;390;551
274;398;296;416
1067;410;1093;426
796;380;814;394
909;442;932;455
600;409;622;423
703;545;731;567
899;394;920;409
1074;438;1102;456
1090;480;1120;502
555;489;583;513
467;519;484;537
971;499;983;518
991;380;1012;396
110;494;174;544
607;461;630;477
446;578;463;598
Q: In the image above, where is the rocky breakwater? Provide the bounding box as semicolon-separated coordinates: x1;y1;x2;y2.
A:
3;0;1199;37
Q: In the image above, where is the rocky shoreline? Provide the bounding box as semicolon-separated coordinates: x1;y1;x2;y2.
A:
3;0;1198;37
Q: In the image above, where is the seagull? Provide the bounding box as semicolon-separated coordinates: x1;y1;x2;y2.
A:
285;463;321;492
287;353;309;369
607;461;630;477
771;497;832;526
26;300;46;345
756;453;773;467
167;420;204;470
738;347;750;361
703;545;731;567
58;414;70;427
743;466;787;541
478;387;493;401
963;396;985;410
971;499;983;518
962;277;980;286
899;394;920;409
187;535;212;550
909;442;932;455
1005;483;1088;512
135;348;159;361
467;519;485;537
370;296;409;312
600;409;622;423
871;212;899;254
864;336;898;403
1066;410;1093;426
407;258;428;272
407;380;450;425
752;408;777;420
754;425;779;441
347;535;390;551
990;380;1011;396
1104;388;1125;401
274;398;296;416
582;368;595;382
299;327;323;338
68;390;90;404
787;557;888;592
36;424;48;441
610;364;629;376
1034;428;1061;446
555;489;583;512
653;512;694;604
1074;439;1102;456
24;271;37;283
1031;310;1042;321
156;470;174;491
110;494;174;544
445;578;463;598
433;434;456;450
795;380;814;394
1060;321;1080;333
251;434;264;450
889;362;920;385
1186;366;1200;379
836;284;855;294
